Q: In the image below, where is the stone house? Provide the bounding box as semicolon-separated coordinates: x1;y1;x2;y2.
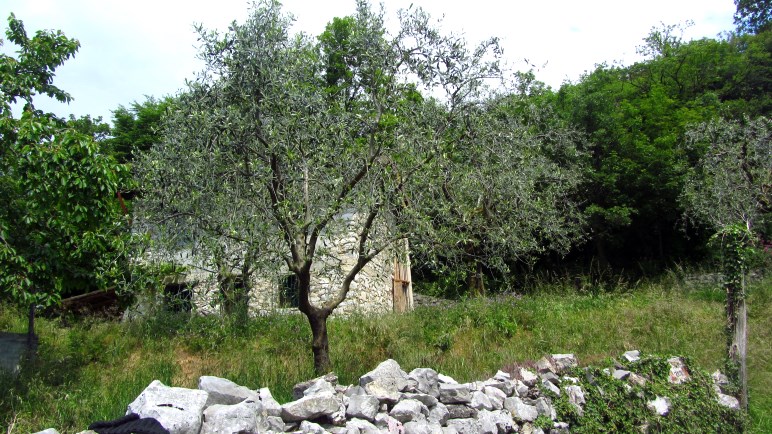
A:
152;215;414;317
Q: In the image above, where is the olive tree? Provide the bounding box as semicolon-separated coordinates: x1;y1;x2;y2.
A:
135;0;511;373
681;115;771;409
417;90;586;295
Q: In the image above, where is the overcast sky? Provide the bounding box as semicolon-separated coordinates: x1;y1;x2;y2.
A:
2;0;737;124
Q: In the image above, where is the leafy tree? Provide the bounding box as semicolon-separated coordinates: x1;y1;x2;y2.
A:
734;0;771;34
108;96;174;164
135;0;519;373
0;14;129;347
681;115;771;409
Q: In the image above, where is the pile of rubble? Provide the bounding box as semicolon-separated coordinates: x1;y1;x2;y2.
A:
36;351;740;434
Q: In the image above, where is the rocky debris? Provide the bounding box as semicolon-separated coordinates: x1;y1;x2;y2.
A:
519;368;538;387
200;399;262;434
127;380;209;434
281;391;342;422
346;394;380;421
666;357;690;384
622;350;640;363
647;396;671;416
409;368;441;398
199;375;256;406
294;373;339;400
45;351;744;434
711;370;731;395
716;393;740;410
550;354;577;372
360;359;410;403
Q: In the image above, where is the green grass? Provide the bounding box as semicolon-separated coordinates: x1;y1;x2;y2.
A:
0;275;769;433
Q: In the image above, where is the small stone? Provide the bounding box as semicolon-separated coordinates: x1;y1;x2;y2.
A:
293;373;338;400
346;394;380;422
540;371;560;385
390;399;428;423
470;390;493;411
623;350;640;363
281;391;342;422
515;380;530;397
612;369;631;380
551;354;577;372
446;418;479;434
504;397;538;422
483;385;507;410
628;373;647;387
32;430;59;434
493;370;511;381
667;357;690;384
360;359;409;395
300;420;327;434
428;402;450;425
258;387;282;417
535;397;556;420
536;357;556;374
409;368;441;397
519;368;539;387
200;400;261;434
647;396;671;416
303;378;336;396
198;376;255;407
476;410;499;434
716;393;740;410
439;383;472;404
446;404;478;419
402;392;439;408
346;417;380;434
437;373;458;384
264;416;285;432
541;378;561;396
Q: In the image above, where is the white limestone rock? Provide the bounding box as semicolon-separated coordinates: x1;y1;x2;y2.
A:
476;410;499;434
622;350;640;363
535;357;556;374
281;391;342;422
716;393;740;410
551;354;577;372
427;402;449;425
257;387;282;417
293;373;338;400
446;418;479;434
437;373;458;384
127;380;209;434
482;386;506;410
198;376;256;407
345;417;381;434
470;391;493;411
304;378;336;397
32;430;59;434
390;399;428;423
299;420;327;434
535;397;556;421
647;396;671;416
541;378;561;396
438;383;472;404
519;368;538;388
612;369;631;380
200;400;261;434
504;397;538;422
409;368;441;397
402;392;439;408
346;394;380;422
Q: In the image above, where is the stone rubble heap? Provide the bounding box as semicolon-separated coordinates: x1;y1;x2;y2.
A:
38;351;740;434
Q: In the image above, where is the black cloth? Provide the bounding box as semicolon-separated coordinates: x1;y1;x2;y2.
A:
88;412;170;434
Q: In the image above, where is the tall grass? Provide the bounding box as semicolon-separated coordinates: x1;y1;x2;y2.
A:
0;275;769;433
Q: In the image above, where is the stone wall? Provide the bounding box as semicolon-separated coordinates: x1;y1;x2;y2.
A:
39;351;740;434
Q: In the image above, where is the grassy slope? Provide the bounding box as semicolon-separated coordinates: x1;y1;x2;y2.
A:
0;276;769;433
